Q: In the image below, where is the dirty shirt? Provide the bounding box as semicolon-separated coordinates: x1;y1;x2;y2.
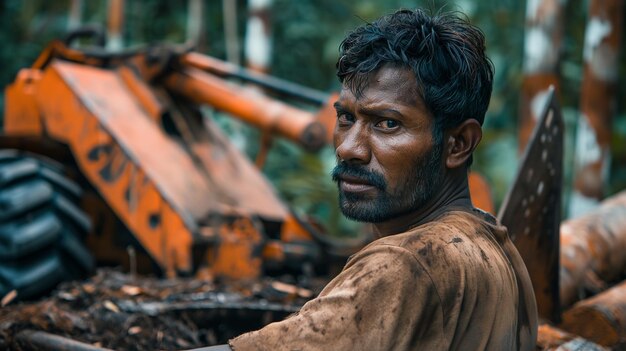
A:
229;209;537;351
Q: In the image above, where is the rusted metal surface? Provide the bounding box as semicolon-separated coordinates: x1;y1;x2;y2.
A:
117;66;165;121
164;68;327;151
29;61;213;277
570;0;624;218
498;86;563;322
182;53;330;106
519;0;565;153
560;190;626;308
3;69;44;136
16;330;113;351
561;280;626;348
181;54;338;148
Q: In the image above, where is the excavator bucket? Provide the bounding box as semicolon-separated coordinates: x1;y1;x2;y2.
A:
498;86;564;322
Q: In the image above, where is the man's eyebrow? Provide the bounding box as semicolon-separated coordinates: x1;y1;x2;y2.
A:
358;106;404;118
333;102;404;119
333;101;350;114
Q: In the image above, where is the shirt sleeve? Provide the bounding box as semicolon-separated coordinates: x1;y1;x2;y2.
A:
228;244;445;351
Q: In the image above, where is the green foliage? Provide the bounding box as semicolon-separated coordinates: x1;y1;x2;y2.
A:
0;0;70;116
2;0;625;235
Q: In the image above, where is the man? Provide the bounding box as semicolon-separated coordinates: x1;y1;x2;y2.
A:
221;8;537;351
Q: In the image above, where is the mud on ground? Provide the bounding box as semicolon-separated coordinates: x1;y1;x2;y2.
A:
0;268;323;350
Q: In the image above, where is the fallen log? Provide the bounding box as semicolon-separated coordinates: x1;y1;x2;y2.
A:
560;190;626;308
560;280;626;348
538;323;577;348
537;324;608;351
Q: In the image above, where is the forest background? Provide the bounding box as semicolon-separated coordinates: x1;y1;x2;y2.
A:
1;0;625;237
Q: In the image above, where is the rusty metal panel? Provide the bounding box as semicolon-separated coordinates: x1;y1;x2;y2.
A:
34;62;199;274
4;69;44;136
52;60;288;221
499;86;563;322
31;60;290;275
47;61;222;223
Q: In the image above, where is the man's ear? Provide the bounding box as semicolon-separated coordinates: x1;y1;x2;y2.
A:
444;119;482;169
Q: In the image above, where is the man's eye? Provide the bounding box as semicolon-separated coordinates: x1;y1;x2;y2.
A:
376;119;399;129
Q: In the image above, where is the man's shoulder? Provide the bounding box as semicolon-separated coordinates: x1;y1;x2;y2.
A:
375;210;495;255
367;210;514;281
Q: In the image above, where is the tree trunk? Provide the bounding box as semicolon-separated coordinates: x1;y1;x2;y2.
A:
67;0;83;31
569;0;624;218
245;0;273;73
537;323;608;350
561;280;626;348
106;0;124;51
187;0;206;52
223;0;240;66
560;190;626;308
519;0;566;153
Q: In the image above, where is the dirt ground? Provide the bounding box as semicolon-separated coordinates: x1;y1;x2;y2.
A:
0;268;323;350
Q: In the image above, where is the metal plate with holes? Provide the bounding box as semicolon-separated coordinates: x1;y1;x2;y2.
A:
498;86;563;322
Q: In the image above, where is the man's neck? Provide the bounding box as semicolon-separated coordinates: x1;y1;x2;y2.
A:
372;172;473;237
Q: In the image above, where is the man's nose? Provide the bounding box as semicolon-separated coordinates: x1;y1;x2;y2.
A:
334;123;370;164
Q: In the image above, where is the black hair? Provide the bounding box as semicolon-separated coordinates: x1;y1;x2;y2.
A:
336;8;494;151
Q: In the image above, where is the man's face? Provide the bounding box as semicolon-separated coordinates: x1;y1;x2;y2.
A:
332;66;444;223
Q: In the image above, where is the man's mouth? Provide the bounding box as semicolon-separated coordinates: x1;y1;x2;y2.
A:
331;162;386;193
338;175;377;193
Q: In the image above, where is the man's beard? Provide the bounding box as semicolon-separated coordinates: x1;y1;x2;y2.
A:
331;142;443;223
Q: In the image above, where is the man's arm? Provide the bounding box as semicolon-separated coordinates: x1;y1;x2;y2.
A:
228;244;444;351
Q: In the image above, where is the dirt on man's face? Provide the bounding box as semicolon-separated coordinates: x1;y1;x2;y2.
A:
332;66;443;224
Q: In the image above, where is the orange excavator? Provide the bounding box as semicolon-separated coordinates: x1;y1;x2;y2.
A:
0;27;352;300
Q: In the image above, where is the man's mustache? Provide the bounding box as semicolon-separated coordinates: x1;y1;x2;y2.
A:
331;162;387;190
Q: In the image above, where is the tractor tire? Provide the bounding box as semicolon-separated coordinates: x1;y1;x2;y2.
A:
0;150;94;301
